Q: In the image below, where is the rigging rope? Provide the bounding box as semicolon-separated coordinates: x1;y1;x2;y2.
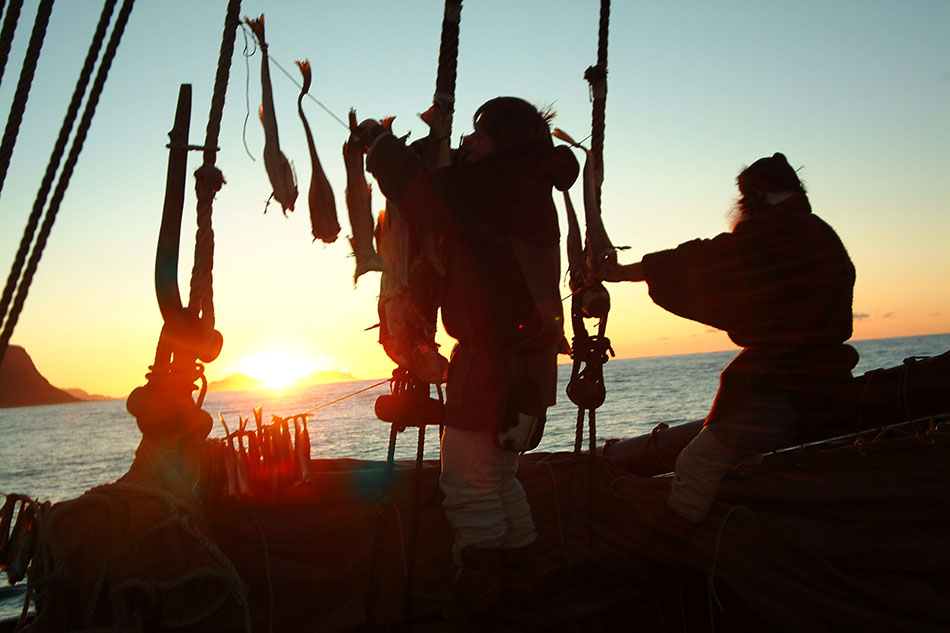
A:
0;0;24;92
0;0;132;367
0;0;52;201
586;0;609;207
433;0;462;123
567;0;611;566
0;0;116;357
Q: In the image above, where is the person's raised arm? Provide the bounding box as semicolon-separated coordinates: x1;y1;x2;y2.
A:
600;260;646;283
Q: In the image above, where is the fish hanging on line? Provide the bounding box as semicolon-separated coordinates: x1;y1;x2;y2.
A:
245;15;298;215
552;127;623;275
296;59;339;243
343;109;384;284
553;127;626;318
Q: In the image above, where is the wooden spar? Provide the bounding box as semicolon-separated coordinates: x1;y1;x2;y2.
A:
154;84;191;330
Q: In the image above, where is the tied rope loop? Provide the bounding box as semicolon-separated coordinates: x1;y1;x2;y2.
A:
567;332;613;411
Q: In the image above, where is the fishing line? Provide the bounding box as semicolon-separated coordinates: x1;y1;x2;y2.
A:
298;378;390;416
238;22;348;131
240;25;256;161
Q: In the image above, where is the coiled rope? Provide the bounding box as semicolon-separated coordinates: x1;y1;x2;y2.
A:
0;0;133;368
26;482;251;632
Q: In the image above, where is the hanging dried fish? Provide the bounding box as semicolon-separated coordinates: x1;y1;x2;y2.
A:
553;127;616;317
245;15;297;215
343;109;383;283
296;59;339;243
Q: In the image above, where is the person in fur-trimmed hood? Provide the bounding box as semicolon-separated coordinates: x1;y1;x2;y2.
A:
602;152;857;525
356;97;579;621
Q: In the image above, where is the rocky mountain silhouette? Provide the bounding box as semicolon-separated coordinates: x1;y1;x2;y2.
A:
0;345;81;408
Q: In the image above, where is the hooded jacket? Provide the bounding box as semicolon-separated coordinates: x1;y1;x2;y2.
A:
367;132;578;431
641;200;857;434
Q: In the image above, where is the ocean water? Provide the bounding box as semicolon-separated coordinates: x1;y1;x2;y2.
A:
0;333;947;617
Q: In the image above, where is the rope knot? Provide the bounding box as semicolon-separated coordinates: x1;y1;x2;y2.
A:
570;334;613;366
194;164;226;200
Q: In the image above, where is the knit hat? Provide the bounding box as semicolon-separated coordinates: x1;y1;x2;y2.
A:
473;97;578;191
737;152;804;197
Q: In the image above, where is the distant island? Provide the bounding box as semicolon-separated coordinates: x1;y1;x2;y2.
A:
0;345;82;408
63;387;113;401
207;369;358;393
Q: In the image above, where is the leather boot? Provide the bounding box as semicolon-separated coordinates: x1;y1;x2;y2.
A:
444;546;504;626
499;542;547;627
501;541;538;597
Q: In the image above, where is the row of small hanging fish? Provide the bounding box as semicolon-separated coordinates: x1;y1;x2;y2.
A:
244;14;382;284
217;406;311;498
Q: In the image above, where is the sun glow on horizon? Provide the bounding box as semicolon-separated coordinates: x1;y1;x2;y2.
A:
237;350;321;390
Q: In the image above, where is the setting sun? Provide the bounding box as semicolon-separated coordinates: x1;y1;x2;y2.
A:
237;351;320;390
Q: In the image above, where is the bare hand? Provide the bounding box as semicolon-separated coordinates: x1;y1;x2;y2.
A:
354;119;385;152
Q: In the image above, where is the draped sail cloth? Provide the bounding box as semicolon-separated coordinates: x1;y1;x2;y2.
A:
25;424;950;631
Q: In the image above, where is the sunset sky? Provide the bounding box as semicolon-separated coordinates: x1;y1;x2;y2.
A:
0;1;946;398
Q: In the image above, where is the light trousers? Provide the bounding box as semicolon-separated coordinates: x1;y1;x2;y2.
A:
439;426;537;564
668;391;797;524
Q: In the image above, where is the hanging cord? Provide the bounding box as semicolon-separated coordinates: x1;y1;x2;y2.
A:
0;0;24;92
706;504;744;631
401;416;429;625
0;0;51;198
0;0;116;359
366;421;399;632
237;21;347;131
239;25;256;160
0;0;134;368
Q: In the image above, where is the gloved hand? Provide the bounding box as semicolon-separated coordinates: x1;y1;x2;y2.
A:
354;118;388;152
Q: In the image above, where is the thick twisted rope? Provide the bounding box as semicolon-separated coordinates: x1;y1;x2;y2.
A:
187;0;241;331
0;0;24;91
0;0;116;366
584;0;609;210
433;0;462;119
0;0;134;367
